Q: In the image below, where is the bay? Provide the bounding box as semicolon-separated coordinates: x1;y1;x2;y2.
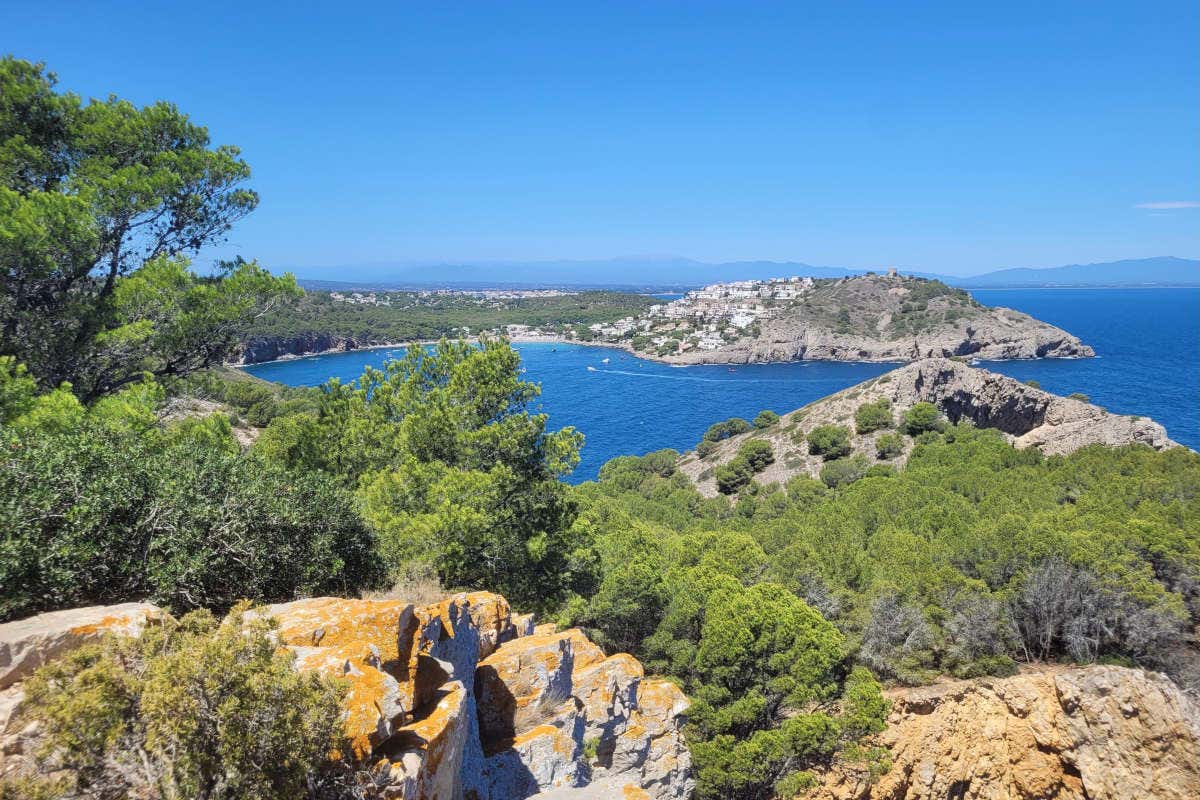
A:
242;288;1199;482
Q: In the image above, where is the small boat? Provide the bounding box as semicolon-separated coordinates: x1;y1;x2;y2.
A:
586;366;597;372
601;357;610;364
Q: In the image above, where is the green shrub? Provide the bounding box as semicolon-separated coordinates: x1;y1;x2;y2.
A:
753;410;780;429
703;417;754;442
807;425;852;460
1024;379;1041;389
696;440;718;459
876;432;905;459
0;421;381;621
715;456;754;494
902;402;944;435
854;398;893;434
16;605;346;800
1068;392;1090;403
820;454;870;488
737;439;775;472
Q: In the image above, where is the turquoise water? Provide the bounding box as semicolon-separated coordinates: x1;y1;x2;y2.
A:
243;288;1199;482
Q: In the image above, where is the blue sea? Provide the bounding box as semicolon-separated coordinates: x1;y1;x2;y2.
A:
243;288;1199;482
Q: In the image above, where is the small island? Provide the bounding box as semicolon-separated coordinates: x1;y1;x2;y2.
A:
583;271;1094;363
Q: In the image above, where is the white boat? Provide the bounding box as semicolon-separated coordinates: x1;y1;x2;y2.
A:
586;366;598;372
601;357;610;364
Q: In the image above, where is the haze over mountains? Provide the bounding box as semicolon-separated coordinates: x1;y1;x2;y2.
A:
293;256;1200;291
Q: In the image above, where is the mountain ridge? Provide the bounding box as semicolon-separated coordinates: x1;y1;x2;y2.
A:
288;256;1200;290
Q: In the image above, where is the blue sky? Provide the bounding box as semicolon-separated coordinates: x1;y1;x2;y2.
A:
4;1;1198;277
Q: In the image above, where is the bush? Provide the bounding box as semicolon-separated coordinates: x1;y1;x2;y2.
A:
0;422;381;620
820;454;870;488
875;432;905;459
854;398;893;434
902;402;944;435
1068;392;1090;403
807;425;852;460
1024;379;1041;389
703;417;754;443
715;457;754;495
696;440;718;459
16;605;346;800
737;439;775;472
753;410;780;429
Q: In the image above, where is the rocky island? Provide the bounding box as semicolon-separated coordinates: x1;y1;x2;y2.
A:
591;272;1093;363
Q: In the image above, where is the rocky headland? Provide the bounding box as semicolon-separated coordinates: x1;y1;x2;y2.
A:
681;357;1179;495
644;275;1094;365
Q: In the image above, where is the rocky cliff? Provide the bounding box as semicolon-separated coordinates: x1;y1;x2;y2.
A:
0;595;692;800
680;357;1180;495
805;665;1200;800
234;333;391;364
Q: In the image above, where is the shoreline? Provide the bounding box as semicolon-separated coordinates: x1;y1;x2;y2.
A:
234;332;1090;370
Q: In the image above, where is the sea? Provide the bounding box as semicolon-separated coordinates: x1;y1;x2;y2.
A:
242;288;1199;482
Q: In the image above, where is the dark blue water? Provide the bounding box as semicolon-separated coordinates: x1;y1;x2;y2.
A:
243;288;1198;481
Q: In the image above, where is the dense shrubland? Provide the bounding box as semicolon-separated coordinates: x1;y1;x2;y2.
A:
566;428;1200;795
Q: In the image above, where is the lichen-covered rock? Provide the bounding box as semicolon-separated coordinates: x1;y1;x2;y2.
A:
372;680;474;800
253;598;421;758
0;594;693;800
0;602;168;779
804;665;1200;800
0;602;165;690
609;680;692;800
477;629;692;800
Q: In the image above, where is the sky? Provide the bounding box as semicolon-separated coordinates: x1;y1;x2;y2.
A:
4;1;1198;278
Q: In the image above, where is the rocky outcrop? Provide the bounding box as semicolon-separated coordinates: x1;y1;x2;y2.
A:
680;357;1181;495
805;665;1200;800
0;596;690;799
0;602;164;690
270;596;691;799
475;629;692;799
234;332;391;364
0;603;167;779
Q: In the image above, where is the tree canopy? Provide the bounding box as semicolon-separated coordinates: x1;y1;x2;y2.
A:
0;57;297;399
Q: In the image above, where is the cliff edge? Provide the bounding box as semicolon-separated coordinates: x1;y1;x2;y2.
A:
805;665;1200;800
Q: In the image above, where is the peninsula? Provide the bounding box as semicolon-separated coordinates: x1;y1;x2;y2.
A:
591;272;1093;363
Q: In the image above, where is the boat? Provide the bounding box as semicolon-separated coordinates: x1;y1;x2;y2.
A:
586;366;597;372
601;357;610;364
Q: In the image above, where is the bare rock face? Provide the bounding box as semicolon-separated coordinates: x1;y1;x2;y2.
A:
0;602;165;690
805;665;1200;800
476;629;693;800
0;602;167;779
680;358;1181;495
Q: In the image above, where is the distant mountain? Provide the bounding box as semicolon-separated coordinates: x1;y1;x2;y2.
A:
959;257;1200;288
289;256;1200;291
290;257;865;291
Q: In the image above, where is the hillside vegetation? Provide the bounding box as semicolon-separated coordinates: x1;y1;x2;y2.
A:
2;56;1197;800
240;289;655;349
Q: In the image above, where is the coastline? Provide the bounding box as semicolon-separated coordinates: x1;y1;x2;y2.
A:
233;333;1087;371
